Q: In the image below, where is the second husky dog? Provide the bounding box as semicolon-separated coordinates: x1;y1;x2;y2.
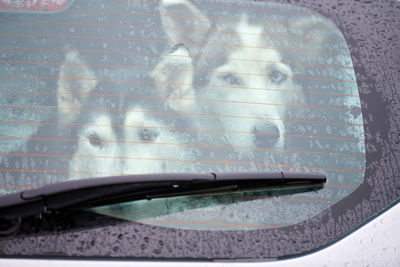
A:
153;0;342;158
13;48;202;184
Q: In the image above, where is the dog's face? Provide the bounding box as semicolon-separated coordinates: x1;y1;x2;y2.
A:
29;49;198;181
152;0;320;156
68;102;195;180
197;16;298;151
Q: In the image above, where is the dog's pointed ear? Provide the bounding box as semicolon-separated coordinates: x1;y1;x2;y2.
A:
152;44;195;111
57;48;97;124
287;16;344;107
289;16;343;59
160;0;211;56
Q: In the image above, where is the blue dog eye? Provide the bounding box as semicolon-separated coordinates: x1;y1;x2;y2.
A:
169;43;189;54
270;70;288;85
88;133;103;148
221;73;241;85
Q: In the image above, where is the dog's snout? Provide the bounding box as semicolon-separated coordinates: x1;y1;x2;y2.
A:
139;128;160;142
253;122;282;148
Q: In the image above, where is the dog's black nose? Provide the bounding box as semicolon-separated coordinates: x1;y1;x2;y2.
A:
253;122;281;148
139;128;160;142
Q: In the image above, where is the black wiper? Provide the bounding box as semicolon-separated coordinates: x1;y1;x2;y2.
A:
0;171;326;221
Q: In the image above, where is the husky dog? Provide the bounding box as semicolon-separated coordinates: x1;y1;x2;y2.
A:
153;0;338;157
11;48;200;184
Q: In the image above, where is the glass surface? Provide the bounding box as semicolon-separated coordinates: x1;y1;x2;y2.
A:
0;0;72;12
0;0;365;230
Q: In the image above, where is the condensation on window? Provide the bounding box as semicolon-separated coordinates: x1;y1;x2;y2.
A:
0;0;365;230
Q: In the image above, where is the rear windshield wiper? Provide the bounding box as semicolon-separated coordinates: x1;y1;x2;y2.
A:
0;171;326;221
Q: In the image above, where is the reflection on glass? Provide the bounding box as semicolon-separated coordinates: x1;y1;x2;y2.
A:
93;183;326;230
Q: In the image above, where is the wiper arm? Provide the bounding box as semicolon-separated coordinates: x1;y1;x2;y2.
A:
0;171;326;221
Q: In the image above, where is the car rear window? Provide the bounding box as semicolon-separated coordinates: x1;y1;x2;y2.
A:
0;0;365;231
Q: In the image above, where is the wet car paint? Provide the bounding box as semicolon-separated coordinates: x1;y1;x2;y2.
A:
1;200;400;266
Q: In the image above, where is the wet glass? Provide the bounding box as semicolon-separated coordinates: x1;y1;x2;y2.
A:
0;0;365;230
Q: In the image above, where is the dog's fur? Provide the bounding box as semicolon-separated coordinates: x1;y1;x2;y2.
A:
151;0;343;158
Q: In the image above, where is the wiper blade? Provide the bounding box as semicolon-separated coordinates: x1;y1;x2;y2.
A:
0;171;326;220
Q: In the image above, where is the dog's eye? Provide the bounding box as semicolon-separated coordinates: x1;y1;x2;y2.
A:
169;43;190;55
139;128;160;143
270;69;288;85
88;133;103;148
220;73;241;85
